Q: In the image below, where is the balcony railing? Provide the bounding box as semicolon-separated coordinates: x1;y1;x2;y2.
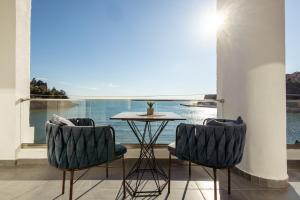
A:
20;98;218;145
19;96;300;145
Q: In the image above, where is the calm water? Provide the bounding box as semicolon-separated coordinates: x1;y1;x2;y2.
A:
30;100;217;144
30;100;300;144
287;112;300;144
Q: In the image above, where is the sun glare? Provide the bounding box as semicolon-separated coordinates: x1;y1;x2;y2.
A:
203;11;226;35
215;13;225;31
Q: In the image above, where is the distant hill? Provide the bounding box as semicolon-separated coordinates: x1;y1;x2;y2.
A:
30;78;68;99
286;72;300;100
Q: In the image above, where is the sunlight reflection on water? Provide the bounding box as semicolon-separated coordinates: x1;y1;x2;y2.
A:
30;100;217;144
30;100;299;144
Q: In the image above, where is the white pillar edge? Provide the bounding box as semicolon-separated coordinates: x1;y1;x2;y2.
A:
217;0;288;181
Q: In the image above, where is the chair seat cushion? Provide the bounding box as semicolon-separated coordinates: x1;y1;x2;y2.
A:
115;144;127;156
50;114;75;126
168;142;176;155
206;116;244;127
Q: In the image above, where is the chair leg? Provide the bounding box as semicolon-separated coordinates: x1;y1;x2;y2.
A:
106;162;109;179
69;170;74;200
62;171;66;194
122;155;126;199
188;160;191;180
228;168;231;194
168;152;171;194
213;168;217;200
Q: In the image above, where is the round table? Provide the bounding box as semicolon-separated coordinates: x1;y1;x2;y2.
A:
111;112;185;197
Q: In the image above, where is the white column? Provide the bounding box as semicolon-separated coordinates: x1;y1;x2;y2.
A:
217;0;287;181
0;0;31;161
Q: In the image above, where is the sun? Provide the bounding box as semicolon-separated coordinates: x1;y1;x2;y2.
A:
214;13;226;31
203;11;226;35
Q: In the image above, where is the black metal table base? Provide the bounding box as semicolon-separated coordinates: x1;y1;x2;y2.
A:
125;120;169;197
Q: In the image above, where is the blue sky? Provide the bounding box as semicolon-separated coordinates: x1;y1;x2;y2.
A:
31;0;299;97
286;0;300;74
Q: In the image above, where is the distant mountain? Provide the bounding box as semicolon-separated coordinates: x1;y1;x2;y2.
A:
30;78;68;99
286;72;300;100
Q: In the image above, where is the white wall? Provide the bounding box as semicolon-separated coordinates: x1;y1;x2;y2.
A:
0;0;17;160
0;0;31;160
217;0;287;180
16;0;33;145
287;149;300;160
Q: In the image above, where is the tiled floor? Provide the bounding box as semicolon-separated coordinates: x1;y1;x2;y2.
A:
0;149;299;200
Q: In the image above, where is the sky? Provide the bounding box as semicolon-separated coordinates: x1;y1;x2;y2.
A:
285;0;300;74
31;0;299;97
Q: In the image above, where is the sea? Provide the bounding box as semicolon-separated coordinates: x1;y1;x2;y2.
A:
30;99;300;144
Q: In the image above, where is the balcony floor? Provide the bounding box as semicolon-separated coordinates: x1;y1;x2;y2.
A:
0;148;299;200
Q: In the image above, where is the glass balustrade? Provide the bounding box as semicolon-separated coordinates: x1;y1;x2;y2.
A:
21;98;217;145
20;98;300;145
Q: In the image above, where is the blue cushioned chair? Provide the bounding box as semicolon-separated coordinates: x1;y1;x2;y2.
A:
46;118;127;200
168;117;246;200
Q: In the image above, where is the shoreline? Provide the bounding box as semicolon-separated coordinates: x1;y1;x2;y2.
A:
30;101;78;110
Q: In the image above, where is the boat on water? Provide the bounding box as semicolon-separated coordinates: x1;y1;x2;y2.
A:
180;100;217;108
180;94;217;108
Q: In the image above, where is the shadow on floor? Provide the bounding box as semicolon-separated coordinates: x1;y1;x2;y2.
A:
0;158;299;200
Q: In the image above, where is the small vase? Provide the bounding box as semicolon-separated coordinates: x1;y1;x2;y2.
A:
147;108;154;115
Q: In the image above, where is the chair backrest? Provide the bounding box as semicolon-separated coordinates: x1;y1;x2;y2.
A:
69;118;95;126
175;119;246;168
46;120;115;170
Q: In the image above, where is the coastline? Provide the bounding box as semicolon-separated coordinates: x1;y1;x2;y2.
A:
287;100;300;113
30;100;78;110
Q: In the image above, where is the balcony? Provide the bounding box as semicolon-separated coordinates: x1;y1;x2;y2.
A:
0;0;299;199
4;98;296;199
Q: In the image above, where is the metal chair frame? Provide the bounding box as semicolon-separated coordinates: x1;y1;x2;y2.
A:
167;121;243;200
48;120;126;200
